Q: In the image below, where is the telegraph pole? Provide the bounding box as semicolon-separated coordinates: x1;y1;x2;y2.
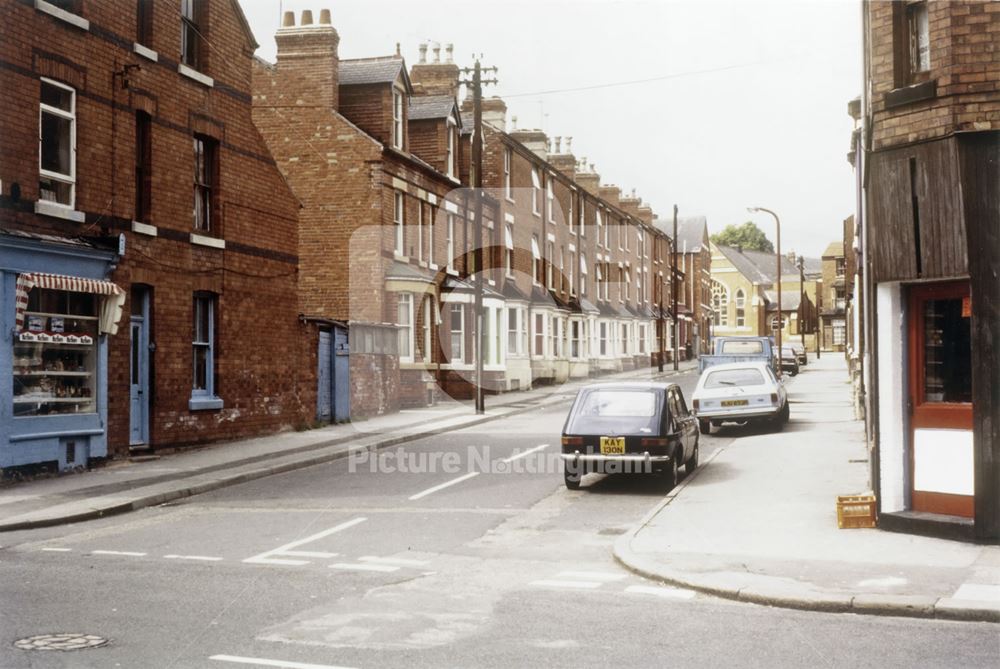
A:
460;57;497;415
672;204;679;371
797;255;806;348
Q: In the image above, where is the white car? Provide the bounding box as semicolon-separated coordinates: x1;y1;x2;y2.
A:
691;361;789;434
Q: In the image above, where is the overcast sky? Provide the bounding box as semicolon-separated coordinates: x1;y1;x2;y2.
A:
242;0;861;259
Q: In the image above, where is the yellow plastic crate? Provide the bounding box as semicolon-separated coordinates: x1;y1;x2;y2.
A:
837;494;877;529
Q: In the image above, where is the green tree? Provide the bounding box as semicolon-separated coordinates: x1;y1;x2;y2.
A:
710;221;775;253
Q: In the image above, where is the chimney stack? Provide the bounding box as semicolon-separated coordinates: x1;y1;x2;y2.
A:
272;7;341;110
509;128;549;161
410;40;460;98
575;160;601;195
548;135;576;178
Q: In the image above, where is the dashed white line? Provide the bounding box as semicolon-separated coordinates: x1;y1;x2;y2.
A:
164;554;224;562
408;472;480;501
243;517;367;566
624;585;697;599
556;570;626;582
280;551;340;559
530;579;603;589
502;443;549;463
209;654;358;669
358;555;429;567
92;550;147;557
329;562;400;573
41;547;72;552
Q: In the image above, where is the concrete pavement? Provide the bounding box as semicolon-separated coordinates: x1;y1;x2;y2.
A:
0;359;698;532
614;355;1000;623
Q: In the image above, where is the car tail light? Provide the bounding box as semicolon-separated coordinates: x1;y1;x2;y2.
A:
561;436;583;447
692;398;700;410
770;393;779;405
640;437;669;448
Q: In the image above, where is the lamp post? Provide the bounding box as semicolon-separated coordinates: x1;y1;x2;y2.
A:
747;207;781;376
796;254;806;349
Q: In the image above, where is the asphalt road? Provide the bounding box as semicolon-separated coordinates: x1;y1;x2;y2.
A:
1;368;997;668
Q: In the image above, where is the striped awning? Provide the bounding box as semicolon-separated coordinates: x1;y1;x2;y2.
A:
15;272;125;335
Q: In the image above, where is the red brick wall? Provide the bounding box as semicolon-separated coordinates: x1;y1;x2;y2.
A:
1;0;309;455
866;0;1000;149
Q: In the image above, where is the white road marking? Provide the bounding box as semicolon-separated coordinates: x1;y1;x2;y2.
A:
280;551;340;559
329;562;400;573
556;570;626;582
857;576;908;588
624;585;697;599
209;654;358;669
243;517;366;566
92;550;146;557
41;547;72;552
953;583;1000;602
502;443;549;463
530;579;603;589
164;554;224;562
358;555;429;567
408;472;480;501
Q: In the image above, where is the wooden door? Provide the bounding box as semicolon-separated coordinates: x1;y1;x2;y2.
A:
908;282;974;517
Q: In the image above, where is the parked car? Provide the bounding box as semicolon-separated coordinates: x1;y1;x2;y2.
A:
560;382;700;490
699;336;777;374
779;346;800;375
691;361;789;434
789;343;807;366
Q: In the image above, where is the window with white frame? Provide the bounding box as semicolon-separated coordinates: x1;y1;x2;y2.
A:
639;323;647;354
519;306;528;353
446;116;457;178
39;79;76;207
637;274;643;304
422;296;433;363
712;281;729;327
507;307;518;355
547;178;555;223
622;323;629;355
735;288;746;327
596;263;603;301
568;192;574;231
551;315;561;358
505;224;514;276
180;0;204;70
625;267;631;301
569;250;576;296
192;292;218;401
570;320;581;359
397;293;413;362
394;191;405;255
579;200;585;237
531;168;541;215
533;312;545;357
595;210;603;247
428;206;436;266
580;255;588;297
193;135;217;232
450;304;464;363
599;321;608;356
617;266;624;302
392;87;405;149
604;214;610;248
558;247;565;293
531;235;541;284
416;202;424;263
546;241;555;290
446;214;455;270
503;148;513;200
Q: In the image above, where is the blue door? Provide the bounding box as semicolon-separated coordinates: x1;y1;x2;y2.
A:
333;325;350;422
317;330;332;422
129;312;150;446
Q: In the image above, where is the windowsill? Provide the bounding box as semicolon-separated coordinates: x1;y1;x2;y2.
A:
417;260;427;268
884;79;936;109
191;232;225;249
505;197;515;204
133;43;158;62
35;200;85;223
394;252;409;262
446;268;459;276
429;263;439;271
131;221;157;236
35;0;89;30
178;63;214;88
189;395;223;411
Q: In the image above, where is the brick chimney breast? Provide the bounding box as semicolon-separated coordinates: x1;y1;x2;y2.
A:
599;185;621;208
274;7;341;110
410;42;460;98
508;129;548;161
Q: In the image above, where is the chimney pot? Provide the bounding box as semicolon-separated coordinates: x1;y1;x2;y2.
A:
446;44;454;63
555;136;562;153
418;43;427;64
282;10;295;27
319;8;331;24
512;115;518;129
589;163;595;172
301;9;313;25
565;137;572;153
433;45;441;63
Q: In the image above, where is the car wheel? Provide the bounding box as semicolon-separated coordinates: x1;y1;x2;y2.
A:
686;442;699;475
661;453;679;489
699;418;711;435
781;401;791;423
564;463;582;490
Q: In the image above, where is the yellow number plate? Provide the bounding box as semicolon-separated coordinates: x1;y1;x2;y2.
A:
600;437;625;455
721;399;749;407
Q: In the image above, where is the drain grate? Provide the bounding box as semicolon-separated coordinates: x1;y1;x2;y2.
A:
14;634;109;651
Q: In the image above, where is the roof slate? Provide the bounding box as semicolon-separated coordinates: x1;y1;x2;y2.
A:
654;216;708;253
409;95;457;121
339;57;408;87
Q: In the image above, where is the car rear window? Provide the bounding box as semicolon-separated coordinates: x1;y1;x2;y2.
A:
704;368;765;388
566;389;662;435
719;340;764;354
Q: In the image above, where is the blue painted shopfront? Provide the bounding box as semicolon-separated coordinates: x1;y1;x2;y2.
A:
1;233;119;470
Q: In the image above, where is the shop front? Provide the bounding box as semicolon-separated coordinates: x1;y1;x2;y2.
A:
1;233;122;471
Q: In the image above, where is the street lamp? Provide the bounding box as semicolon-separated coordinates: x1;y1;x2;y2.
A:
747;206;782;376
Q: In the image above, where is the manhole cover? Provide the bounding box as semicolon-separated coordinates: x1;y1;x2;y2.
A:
14;634;109;651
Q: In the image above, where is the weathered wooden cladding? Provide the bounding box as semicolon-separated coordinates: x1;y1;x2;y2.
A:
868;138;969;283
